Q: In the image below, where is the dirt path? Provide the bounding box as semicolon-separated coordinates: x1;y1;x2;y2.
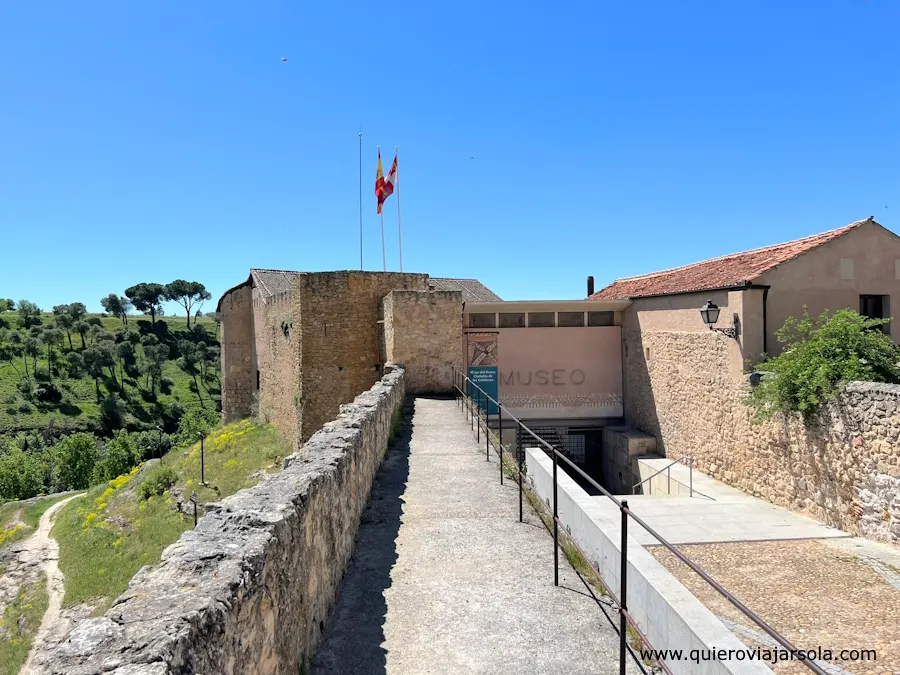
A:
18;493;81;675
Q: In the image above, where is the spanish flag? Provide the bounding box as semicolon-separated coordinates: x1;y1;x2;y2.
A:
375;149;386;214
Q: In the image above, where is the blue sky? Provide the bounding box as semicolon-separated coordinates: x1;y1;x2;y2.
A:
1;1;897;314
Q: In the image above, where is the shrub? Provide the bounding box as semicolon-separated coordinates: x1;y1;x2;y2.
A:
93;431;138;483
177;407;219;445
746;309;900;420
18;402;32;414
56;432;100;490
132;430;173;461
18;377;36;399
35;383;63;403
139;465;178;500
99;393;126;432
2;394;16;405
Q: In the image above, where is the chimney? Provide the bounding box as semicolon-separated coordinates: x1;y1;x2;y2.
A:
587;276;595;297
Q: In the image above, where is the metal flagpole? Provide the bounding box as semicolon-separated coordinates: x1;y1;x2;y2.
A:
395;146;403;272
378;145;386;271
380;212;386;271
358;132;363;270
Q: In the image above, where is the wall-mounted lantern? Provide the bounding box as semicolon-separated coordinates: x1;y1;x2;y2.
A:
700;300;737;339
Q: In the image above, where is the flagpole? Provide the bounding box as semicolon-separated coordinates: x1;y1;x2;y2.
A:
378;145;386;271
395;146;403;272
380;212;387;271
358;132;363;271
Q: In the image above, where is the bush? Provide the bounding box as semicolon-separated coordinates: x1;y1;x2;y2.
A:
18;402;32;414
139;465;178;500
99;393;127;433
35;383;63;404
18;377;36;400
177;407;219;445
746;309;900;420
93;431;138;483
132;429;173;461
2;394;16;405
159;376;174;395
55;432;99;490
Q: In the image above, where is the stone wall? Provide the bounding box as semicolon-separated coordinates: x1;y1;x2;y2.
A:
38;368;406;675
383;289;463;394
624;328;900;544
296;271;428;441
220;283;254;423
253;288;301;447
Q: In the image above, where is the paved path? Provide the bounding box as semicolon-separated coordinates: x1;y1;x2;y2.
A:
626;458;849;546
313;397;635;675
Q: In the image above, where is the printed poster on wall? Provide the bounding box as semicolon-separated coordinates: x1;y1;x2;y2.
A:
467;332;499;414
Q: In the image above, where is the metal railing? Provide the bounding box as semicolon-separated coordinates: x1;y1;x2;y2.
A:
632;456;693;497
450;367;828;675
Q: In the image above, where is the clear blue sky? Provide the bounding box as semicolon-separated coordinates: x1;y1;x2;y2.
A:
1;1;897;314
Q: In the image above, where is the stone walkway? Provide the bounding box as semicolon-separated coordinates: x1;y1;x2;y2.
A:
312;397;637;675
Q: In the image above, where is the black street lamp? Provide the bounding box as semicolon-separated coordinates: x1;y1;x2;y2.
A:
197;432;205;485
700;300;737;338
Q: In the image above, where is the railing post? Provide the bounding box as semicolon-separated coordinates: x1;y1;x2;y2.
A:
498;404;503;485
690;457;693;498
553;447;559;587
620;500;629;675
517;425;523;523
477;394;481;443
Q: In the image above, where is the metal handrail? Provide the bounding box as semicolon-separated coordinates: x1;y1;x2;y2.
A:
632;456;693;497
450;366;828;675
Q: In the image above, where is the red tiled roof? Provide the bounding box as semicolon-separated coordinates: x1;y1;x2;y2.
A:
590;218;875;300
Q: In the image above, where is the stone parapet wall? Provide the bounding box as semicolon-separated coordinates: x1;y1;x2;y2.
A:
624;329;900;544
383;289;463;394
38;368;406;675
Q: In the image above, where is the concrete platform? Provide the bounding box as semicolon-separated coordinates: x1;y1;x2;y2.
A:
615;459;849;546
312;397;636;675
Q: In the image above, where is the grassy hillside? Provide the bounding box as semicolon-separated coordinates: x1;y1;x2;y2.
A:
0;313;219;436
0;493;73;549
52;419;290;612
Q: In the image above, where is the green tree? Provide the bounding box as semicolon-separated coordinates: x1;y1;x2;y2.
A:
125;283;166;327
746;309;900;420
142;343;170;394
40;327;65;380
56;432;99;491
53;304;75;350
17;300;42;329
0;328;22;375
100;294;132;325
74;319;89;349
94;432;138;482
165;280;211;328
177;407;219;446
177;340;204;405
0;299;15;313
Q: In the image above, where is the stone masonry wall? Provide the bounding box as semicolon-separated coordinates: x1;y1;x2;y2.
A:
296;271;427;441
38;368;406;675
253;289;301;447
220;283;254;422
383;290;463;394
624;329;900;545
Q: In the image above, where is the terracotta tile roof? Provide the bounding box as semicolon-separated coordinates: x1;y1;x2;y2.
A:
590;218;875;300
428;278;502;303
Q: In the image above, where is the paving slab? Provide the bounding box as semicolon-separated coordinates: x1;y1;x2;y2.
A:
312;397;636;675
618;460;849;546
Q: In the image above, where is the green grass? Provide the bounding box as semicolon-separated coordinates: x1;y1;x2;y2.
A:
0;572;49;675
0;313;218;435
0;493;73;550
53;419;291;611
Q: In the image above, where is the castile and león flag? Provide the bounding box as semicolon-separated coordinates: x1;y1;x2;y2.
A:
373;147;402;273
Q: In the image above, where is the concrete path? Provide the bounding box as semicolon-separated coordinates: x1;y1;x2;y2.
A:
312;397;636;675
625;458;848;546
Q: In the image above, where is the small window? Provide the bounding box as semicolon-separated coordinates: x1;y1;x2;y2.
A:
588;311;614;327
499;312;525;328
528;312;555;328
469;313;496;329
557;312;585;327
860;295;889;333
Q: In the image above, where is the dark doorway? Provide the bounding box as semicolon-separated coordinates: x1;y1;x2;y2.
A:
520;425;605;495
